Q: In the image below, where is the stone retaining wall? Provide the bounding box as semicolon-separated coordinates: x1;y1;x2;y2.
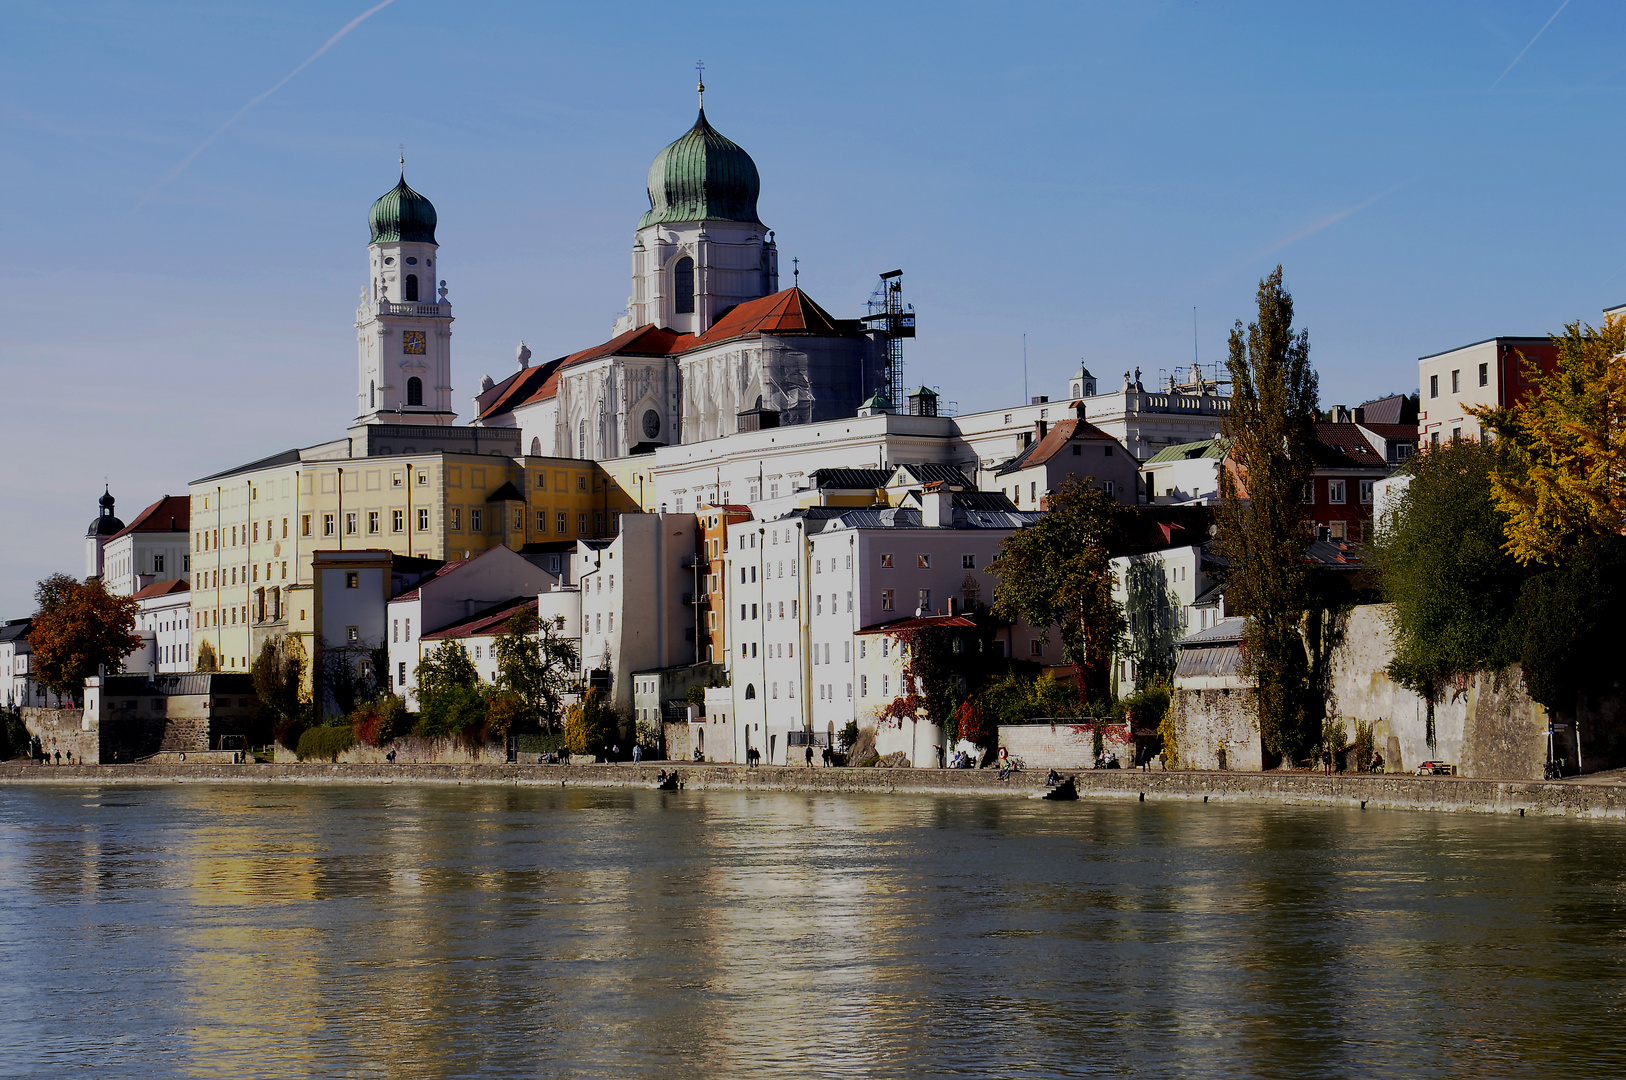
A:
5;760;1626;819
20;708;98;764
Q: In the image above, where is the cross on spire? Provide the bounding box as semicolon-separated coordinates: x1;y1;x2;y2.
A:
398;144;405;175
696;60;705;109
792;256;799;286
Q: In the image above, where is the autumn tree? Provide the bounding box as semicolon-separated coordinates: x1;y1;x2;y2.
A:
493;609;579;732
195;640;219;672
1472;315;1626;565
27;574;141;698
251;634;308;729
1216;266;1323;762
988;476;1123;700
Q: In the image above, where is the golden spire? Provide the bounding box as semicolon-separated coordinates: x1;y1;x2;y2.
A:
696;59;705;110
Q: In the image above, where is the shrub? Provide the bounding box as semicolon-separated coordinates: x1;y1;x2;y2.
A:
1352;718;1375;771
955;700;995;748
838;719;859;752
416;684;488;740
1114;686;1170;730
296;724;355;762
564;689;617;757
378;695;407;743
485;691;533;740
350;701;385;747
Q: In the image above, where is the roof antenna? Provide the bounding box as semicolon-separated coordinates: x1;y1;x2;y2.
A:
696;60;705;110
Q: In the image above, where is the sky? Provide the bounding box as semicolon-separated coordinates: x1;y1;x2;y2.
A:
3;0;1624;616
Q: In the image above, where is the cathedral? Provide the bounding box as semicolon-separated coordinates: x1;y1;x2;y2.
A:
469;87;888;458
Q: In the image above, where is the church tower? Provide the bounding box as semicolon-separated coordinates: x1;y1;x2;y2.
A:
356;165;456;425
621;77;778;336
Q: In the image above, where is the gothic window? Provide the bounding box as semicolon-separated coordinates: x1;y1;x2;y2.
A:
404;274;419;301
674;257;695;314
407;377;423;406
578;419;587;457
530;437;541;456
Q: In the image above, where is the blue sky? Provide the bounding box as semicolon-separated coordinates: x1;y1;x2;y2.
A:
3;1;1622;615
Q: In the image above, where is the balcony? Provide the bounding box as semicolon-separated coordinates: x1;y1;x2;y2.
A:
364;299;453;319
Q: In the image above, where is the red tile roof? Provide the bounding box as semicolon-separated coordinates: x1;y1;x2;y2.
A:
478;289;855;419
421;597;537;641
131;578;190;600
856;614;977;635
109;496;189;540
998;417;1119;475
1312;423;1389;470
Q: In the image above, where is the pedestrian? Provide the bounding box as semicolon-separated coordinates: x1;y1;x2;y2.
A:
386;749;396;765
633;743;643;764
1322;750;1332;775
936;743;944;769
822;745;832;767
65;750;72;765
54;750;61;765
611;744;620;762
805;743;813;767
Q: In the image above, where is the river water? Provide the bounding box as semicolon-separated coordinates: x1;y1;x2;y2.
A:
2;783;1625;1078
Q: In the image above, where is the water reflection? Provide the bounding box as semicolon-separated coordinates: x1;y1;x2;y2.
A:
4;786;1626;1076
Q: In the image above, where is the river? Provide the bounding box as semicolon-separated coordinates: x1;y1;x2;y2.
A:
2;783;1624;1078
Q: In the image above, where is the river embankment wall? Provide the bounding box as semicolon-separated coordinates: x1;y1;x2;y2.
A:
6;760;1626;819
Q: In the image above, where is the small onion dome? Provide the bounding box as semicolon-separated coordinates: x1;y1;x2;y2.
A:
369;172;437;244
88;487;123;537
639;109;762;229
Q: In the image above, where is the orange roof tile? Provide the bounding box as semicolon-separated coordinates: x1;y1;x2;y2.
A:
131;578;190;600
109;496;189;540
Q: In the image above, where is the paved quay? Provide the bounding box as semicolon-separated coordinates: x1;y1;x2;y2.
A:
5;761;1626;819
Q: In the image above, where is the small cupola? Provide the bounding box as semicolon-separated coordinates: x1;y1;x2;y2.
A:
907;385;939;417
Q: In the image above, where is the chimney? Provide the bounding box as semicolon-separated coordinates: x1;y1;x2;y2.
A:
1333;404;1351;423
1031;395;1049;405
947;597;959;616
921;488;953;527
1036;420;1048;441
1353;407;1365;425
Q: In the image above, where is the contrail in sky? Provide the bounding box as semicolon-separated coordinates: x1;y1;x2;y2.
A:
136;0;400;209
1491;0;1570;89
1250;180;1414;263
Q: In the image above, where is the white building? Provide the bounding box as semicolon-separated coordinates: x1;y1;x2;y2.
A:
723;492;1046;766
417;597;537;688
1142;438;1232;505
388;545;563;708
536;513;697;715
84;487;125;581
101;495;191;596
1110;543;1216;700
1;619;67;710
126;580;193;674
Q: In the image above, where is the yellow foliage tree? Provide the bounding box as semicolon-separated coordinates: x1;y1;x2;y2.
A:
1472;316;1626;565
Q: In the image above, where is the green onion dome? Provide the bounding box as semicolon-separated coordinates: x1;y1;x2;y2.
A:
369;172;437;244
638;109;762;229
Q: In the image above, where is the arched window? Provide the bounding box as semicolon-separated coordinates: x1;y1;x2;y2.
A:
404;274;419;301
530;437;541;456
744;683;756;700
407;377;423;406
369;380;376;408
674;257;695;314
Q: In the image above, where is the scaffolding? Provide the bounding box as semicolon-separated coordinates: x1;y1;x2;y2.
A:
861;269;916;411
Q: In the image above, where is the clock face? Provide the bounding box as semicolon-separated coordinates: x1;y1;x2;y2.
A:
641;409;661;439
403;331;426;355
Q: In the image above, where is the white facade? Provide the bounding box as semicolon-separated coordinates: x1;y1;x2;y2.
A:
388;546;562;708
1110;544;1212;699
125;583;193;674
622;219;777;338
1;620;67;710
356;219;455;425
724;502;1046;766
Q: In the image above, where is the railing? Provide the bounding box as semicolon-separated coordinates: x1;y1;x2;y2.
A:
369;300;452;318
1128;392;1231;414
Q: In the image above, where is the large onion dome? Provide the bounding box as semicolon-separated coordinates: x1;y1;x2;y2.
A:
638;109;762;229
369;171;437;244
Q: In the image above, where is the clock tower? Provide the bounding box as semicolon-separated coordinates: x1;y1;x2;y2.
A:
356;164;456;425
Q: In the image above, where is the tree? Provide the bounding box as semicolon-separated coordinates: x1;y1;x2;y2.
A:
564;688;617;756
195;640;219;673
1370;439;1524;700
251;634;308;732
412;640;485;740
415;640;478;698
1472;316;1626;566
493;609;578;732
988;476;1124;700
27;575;141;698
1216;266;1323;762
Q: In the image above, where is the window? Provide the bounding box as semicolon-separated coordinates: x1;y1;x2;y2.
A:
393;620;399;643
1073;444;1082;456
393;510;405;532
1431;431;1441;449
578;475;587;491
1451;369;1460;393
345;572;359;589
1430;374;1439;398
1301;483;1315;505
420;509;431;531
1105;481;1115;499
323;514;335;536
368;511;380;534
674;256;695;314
579;513;588;534
398;662;406;687
962;554;975;569
1031;639;1043;656
153;554;165;573
558;511;568;533
417;472;428;486
346;512;357;535
1328;480;1346;504
282;518;289;538
919;589;931;611
347;626;359;643
846;591;853;613
404;274;419;301
536;511;546;532
473;508;485;532
407;377;423;406
917;554;930;568
1360;480;1374;505
1452;427;1462;442
880;553;893;568
881;589;894;611
450;508;461;531
1479;362;1489;387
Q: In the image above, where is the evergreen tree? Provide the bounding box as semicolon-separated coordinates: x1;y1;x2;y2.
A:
1216;266;1322;762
